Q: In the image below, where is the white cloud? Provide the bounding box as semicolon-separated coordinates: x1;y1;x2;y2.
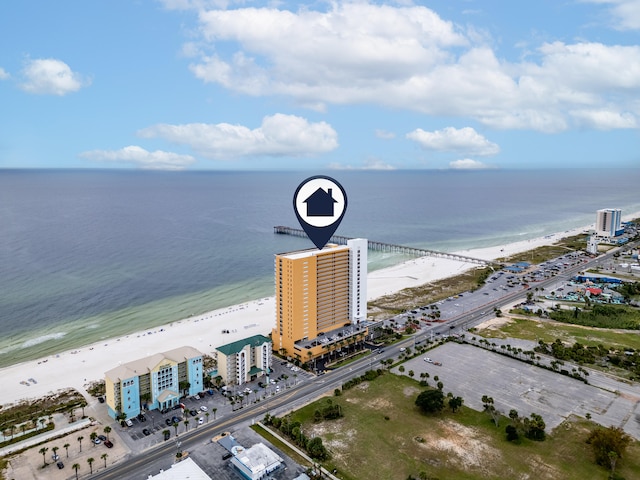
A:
19;58;89;95
406;127;500;156
138;114;338;160
183;3;640;133
571;109;637;129
375;129;396;140
449;159;491;170
0;67;9;80
79;146;196;170
329;159;396;171
581;0;640;30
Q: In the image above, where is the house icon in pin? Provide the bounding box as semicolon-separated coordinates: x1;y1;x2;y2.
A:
304;187;337;216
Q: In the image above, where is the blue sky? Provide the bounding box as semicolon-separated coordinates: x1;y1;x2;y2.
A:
1;0;639;171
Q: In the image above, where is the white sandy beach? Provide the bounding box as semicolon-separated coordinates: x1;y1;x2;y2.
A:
0;214;636;408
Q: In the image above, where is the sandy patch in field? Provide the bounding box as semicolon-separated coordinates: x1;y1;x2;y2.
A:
306;419;356;463
420;419;502;472
475;316;514;330
403;386;421;397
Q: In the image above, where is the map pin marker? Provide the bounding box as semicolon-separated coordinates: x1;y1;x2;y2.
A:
293;175;348;250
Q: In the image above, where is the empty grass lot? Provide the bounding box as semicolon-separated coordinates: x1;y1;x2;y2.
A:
478;316;640;352
284;373;640;480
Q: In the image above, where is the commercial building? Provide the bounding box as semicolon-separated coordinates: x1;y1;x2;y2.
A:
215;334;272;387
272;238;368;364
596;208;623;238
230;443;283;480
146;458;211;480
104;346;204;420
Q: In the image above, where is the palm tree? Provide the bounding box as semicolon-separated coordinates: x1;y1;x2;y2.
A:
183;419;190;432
90;431;98;446
87;457;95;474
162;429;170;440
63;443;70;458
52;446;59;459
39;418;46;430
212;408;217;420
77;435;84;452
101;453;108;469
39;446;48;466
103;425;112;440
205;412;210;423
72;463;80;479
172;421;179;437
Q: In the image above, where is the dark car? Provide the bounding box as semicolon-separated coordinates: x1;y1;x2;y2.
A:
163;430;171;441
222;452;233;460
98;396;105;403
189;409;198;417
104;440;113;448
98;435;107;441
56;461;64;469
137;413;146;422
165;418;172;426
142;428;151;436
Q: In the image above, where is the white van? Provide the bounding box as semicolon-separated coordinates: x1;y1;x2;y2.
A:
125;419;133;427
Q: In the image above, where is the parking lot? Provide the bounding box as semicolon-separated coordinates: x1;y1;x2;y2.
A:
395;342;640;437
117;362;314;453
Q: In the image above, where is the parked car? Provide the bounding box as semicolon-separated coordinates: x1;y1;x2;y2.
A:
125;419;133;427
189;409;198;417
165;418;172;426
104;440;113;448
200;405;208;412
142;428;151;436
93;438;101;445
52;453;60;461
198;417;204;425
98;435;107;441
163;431;170;441
56;461;64;469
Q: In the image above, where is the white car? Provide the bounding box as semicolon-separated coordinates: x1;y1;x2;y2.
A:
200;405;208;412
198;417;204;425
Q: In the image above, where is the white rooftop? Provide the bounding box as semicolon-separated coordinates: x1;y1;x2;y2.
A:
147;457;211;480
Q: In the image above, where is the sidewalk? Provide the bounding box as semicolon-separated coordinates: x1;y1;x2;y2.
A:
0;417;92;457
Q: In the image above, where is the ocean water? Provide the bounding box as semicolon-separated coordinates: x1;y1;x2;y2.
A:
0;168;638;367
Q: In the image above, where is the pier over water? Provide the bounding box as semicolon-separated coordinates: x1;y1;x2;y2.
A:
274;226;495;267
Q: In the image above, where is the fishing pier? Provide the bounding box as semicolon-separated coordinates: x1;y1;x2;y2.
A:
274;226;495;267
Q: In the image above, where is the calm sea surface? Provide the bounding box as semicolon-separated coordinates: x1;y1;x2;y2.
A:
0;168;638;367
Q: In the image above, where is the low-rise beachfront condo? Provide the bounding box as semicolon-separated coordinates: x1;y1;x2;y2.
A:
104;345;204;419
215;334;272;387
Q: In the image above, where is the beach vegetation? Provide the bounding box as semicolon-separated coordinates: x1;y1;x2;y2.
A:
72;463;80;479
0;388;85;447
87;457;95;474
86;380;105;398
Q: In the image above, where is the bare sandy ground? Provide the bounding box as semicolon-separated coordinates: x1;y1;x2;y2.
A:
1;214;635;408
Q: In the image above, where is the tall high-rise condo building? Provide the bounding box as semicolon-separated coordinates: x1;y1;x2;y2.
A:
272;239;368;364
596;208;622;238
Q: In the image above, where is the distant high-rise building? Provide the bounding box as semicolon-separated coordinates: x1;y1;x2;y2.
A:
272;239;368;363
595;208;622;237
586;235;599;255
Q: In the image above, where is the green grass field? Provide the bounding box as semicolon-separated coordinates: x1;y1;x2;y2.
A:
278;374;640;480
478;316;640;351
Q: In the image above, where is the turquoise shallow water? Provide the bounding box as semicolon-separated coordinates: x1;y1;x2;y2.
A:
0;168;638;368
